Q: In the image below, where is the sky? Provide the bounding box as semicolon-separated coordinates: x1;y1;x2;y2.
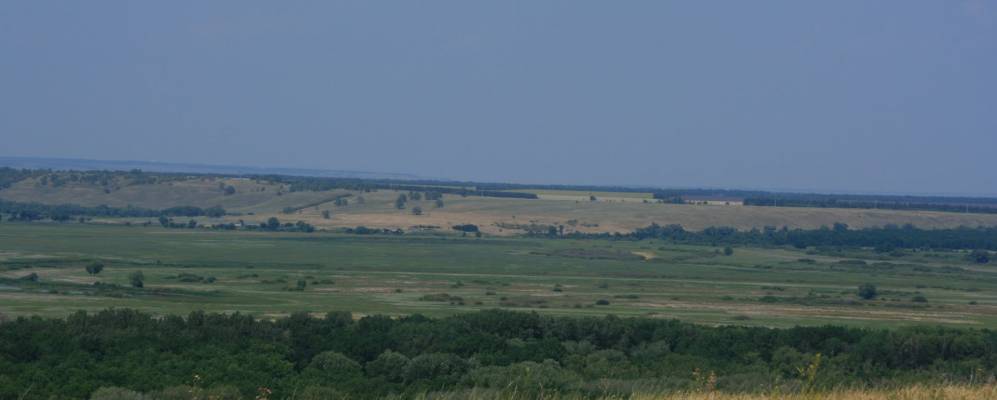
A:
1;1;995;195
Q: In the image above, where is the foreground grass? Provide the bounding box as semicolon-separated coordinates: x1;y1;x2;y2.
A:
87;385;997;400
407;385;997;400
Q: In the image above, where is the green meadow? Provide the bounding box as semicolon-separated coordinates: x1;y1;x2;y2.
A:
1;222;995;328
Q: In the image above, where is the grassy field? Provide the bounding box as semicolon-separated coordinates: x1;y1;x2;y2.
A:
2;222;996;328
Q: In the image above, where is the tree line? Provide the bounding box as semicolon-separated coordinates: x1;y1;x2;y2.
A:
743;194;997;214
0;309;995;399
259;174;539;200
0;200;226;221
566;223;997;252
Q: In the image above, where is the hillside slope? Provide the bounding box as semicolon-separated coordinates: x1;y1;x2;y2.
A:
4;173;997;234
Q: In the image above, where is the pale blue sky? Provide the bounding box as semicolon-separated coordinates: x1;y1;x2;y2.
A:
2;1;995;195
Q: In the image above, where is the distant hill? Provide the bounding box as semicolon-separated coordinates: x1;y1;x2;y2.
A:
0;156;423;181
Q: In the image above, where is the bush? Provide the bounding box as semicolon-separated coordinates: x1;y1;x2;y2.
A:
857;283;878;300
129;271;144;288
595;299;610;306
452;224;479;233
968;249;991;264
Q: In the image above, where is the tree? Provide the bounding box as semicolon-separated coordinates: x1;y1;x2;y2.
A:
130;271;145;288
857;283;877;300
366;350;411;383
158;216;170;227
322;210;331;219
187;219;198;229
223;185;236;196
395;194;407;210
266;217;281;231
589;195;597;202
723;246;734;256
411;206;423;216
85;262;104;279
435;199;444;208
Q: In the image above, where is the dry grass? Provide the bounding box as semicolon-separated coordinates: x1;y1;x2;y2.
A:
276;190;997;235
411;385;997;400
632;385;997;400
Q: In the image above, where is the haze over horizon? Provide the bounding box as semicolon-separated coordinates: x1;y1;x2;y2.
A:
2;2;995;195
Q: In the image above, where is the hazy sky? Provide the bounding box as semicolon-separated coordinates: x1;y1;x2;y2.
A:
2;1;995;195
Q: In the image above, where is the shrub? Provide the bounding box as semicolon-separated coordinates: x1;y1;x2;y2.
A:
968;249;991;264
858;283;878;300
129;271;144;288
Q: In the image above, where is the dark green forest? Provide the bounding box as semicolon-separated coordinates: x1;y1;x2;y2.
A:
1;309;995;399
